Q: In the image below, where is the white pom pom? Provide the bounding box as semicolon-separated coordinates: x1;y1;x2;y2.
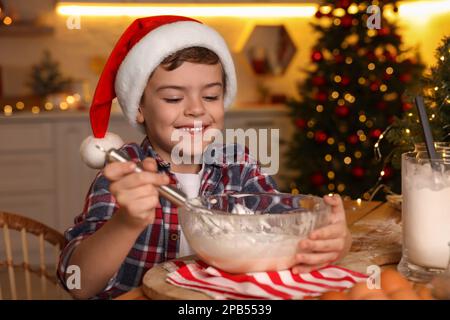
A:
80;132;124;169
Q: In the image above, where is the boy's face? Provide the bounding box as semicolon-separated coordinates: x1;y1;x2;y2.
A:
137;61;225;168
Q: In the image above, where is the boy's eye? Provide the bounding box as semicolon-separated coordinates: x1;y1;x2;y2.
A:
164;98;182;103
204;96;219;101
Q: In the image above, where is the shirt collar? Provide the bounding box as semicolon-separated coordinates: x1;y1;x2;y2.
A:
140;137;171;169
140;137;243;170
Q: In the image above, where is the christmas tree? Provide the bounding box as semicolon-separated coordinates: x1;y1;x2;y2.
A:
383;36;450;170
287;0;424;199
27;50;72;97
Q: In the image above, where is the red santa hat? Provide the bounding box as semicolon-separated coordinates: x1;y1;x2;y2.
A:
80;15;237;168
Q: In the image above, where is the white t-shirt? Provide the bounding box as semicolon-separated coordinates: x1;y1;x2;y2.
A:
173;168;203;257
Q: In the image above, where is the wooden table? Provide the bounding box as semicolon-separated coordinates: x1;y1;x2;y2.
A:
116;200;402;300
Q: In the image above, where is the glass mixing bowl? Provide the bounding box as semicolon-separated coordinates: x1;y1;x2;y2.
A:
179;193;331;273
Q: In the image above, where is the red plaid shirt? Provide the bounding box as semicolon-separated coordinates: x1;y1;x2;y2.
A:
57;137;278;299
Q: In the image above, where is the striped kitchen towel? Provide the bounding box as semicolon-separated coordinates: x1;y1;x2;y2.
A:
163;260;367;300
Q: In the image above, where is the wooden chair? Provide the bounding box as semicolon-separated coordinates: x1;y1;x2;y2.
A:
0;211;70;300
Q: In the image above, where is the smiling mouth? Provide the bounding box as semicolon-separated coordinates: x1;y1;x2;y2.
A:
175;125;210;134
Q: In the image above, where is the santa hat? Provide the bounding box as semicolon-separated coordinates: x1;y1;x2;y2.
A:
80;15;237;168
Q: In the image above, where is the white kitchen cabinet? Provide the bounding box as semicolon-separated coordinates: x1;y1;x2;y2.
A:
0;106;294;235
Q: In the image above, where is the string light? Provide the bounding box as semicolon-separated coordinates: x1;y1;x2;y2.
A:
355;151;362;158
338;99;345;106
368;63;375;70
31;106;40;114
320;6;332;14
337;184;345;192
386;67;394;74
44;102;54;111
380;84;388;92
331;91;339;99
440;55;445;61
334;75;342;83
3;16;12;26
359;114;367;122
307;131;314;138
344;93;352;101
348;4;359;14
15;101;25;110
66;95;75;104
333;8;346;17
367;29;377;37
356;198;362;206
328;183;335;191
327;171;335;179
3;105;13;116
327;137;335;145
3;95;78;115
325;154;333;162
358;77;366;85
338;143;346;153
365;120;374;128
405;128;411;134
344;156;352;165
307;120;315;128
316;105;324;112
384;92;398;101
59;102;69;110
380;170;385;177
359;134;367;142
373;125;391;161
345;57;353;64
358;3;367;11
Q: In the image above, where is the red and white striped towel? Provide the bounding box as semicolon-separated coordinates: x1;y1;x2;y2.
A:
164;260;367;300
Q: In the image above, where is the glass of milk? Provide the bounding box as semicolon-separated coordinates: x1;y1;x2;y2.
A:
398;150;450;282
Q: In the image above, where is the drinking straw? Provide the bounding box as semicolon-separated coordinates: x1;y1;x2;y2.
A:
414;95;440;171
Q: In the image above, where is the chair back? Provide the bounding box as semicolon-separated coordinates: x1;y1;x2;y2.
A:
0;211;69;299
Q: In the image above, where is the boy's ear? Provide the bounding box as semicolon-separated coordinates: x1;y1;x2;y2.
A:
136;106;145;124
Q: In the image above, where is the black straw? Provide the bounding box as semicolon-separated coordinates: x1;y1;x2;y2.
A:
415;95;440;171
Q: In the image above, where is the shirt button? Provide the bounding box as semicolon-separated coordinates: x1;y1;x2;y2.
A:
170;233;179;241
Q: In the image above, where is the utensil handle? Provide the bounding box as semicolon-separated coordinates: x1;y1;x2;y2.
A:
105;149;187;207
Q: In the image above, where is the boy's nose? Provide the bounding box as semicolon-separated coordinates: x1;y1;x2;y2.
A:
184;97;206;117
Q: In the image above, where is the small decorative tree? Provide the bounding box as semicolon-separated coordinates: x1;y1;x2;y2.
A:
27;50;72;97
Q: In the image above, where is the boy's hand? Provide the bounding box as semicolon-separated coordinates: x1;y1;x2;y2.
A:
103;157;170;230
292;194;352;274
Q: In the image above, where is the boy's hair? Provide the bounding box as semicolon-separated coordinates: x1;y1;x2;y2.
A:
149;46;227;94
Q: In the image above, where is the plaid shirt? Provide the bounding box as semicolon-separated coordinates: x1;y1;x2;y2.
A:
57;137;278;299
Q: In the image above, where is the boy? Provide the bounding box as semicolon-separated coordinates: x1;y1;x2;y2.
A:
58;16;352;299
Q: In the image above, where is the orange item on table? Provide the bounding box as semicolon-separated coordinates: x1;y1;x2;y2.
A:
319;269;432;300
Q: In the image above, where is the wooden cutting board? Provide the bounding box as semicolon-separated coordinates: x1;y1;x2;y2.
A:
142;255;211;300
